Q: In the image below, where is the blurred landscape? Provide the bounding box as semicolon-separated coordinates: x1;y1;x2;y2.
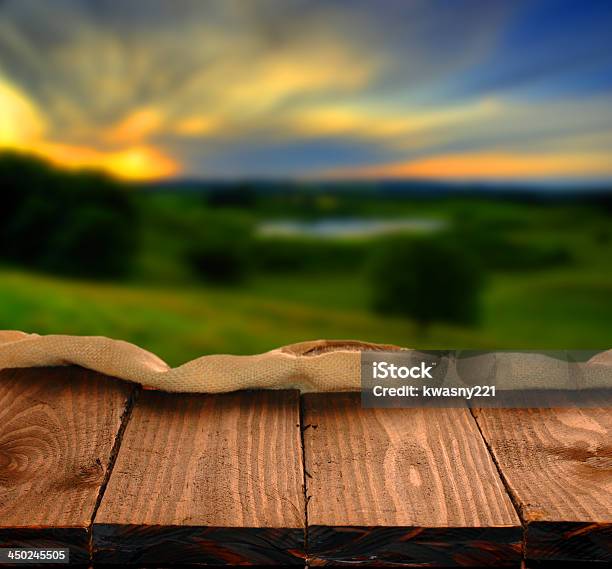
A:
2;151;611;365
2;1;612;363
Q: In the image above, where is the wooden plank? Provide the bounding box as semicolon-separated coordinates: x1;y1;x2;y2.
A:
303;393;522;567
0;366;133;564
93;390;305;565
473;406;612;564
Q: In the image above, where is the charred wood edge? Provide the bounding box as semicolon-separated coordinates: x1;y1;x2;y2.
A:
525;522;612;563
92;524;304;565
307;525;523;567
0;527;88;566
524;560;611;569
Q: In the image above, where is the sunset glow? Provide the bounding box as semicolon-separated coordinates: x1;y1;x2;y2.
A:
0;79;46;146
37;142;179;180
1;1;611;182
326;152;612;181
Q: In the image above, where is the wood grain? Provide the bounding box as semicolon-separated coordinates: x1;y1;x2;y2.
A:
303;393;522;567
0;366;133;564
93;390;305;565
473;406;612;564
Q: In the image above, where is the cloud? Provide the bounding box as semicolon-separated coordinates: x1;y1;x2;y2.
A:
103;107;164;145
173;115;221;138
0;0;611;180
0;76;177;179
324;151;612;181
35;141;178;180
0;0;388;178
285;99;501;143
0;0;383;127
391;98;612;157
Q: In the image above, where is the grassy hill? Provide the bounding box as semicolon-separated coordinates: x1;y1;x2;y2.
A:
1;154;610;363
1;267;610;367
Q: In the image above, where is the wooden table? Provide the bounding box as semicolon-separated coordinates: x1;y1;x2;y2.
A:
1;367;610;566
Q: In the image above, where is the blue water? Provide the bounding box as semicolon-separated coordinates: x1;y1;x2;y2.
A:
258;218;446;238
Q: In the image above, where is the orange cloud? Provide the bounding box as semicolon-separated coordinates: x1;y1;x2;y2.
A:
103;107;163;145
174;115;220;137
36;142;179;180
1;77;178;180
213;45;378;116
325;151;612;180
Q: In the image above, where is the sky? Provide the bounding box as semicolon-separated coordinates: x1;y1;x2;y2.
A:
1;0;612;182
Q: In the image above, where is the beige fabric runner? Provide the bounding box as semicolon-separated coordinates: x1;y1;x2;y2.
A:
0;331;400;392
0;330;610;393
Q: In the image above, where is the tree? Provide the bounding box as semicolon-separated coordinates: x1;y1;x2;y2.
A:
207;183;256;209
186;211;254;284
369;234;484;329
0;151;138;278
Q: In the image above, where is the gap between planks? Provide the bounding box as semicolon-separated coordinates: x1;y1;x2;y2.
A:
469;405;529;567
87;385;141;561
472;405;612;565
0;367;136;565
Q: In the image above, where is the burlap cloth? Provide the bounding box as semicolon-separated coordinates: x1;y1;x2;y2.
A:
0;331;610;393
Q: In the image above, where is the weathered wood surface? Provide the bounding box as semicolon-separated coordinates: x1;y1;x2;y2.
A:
93;390;305;565
473;406;612;564
0;367;133;564
3;365;610;566
303;393;522;567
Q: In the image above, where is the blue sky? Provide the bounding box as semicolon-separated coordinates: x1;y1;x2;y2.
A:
1;0;611;181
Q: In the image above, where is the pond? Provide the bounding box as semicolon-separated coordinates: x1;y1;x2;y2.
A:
257;218;446;239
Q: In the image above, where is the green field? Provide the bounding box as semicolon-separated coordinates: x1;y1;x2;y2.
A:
2;265;611;366
2;153;611;363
